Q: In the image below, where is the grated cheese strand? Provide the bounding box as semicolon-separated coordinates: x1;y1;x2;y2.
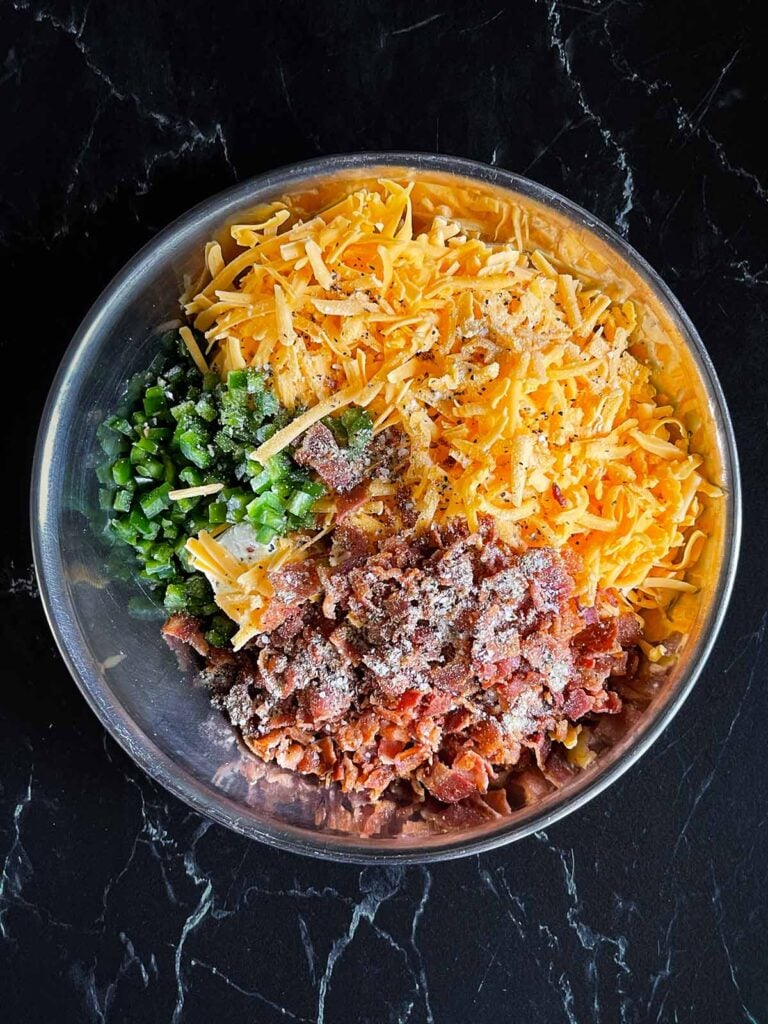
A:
179;326;208;376
168;482;224;501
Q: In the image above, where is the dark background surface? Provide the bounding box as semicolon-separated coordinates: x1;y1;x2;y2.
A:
2;1;767;1021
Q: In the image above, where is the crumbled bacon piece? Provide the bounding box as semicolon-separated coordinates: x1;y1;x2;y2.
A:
483;788;512;816
294;423;409;495
162;613;209;656
551;482;567;507
335;482;370;520
423;794;501;829
420;761;477;803
268;561;321;605
573;619;618;654
563;688;594;719
294;423;360;492
616;613;643;645
541;748;575;787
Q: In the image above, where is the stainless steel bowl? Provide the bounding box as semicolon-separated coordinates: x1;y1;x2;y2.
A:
31;153;741;863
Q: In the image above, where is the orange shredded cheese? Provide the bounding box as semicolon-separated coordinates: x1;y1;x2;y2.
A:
186;532;310;650
184;179;720;614
179;326;208;376
168;482;223;501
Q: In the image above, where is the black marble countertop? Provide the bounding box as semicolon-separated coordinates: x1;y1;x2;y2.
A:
2;1;766;1021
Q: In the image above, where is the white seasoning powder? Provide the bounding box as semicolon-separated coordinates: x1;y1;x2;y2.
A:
502;689;546;739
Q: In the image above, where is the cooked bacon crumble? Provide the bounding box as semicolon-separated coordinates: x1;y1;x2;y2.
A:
166;517;642;823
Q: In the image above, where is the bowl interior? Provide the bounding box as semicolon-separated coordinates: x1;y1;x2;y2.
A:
32;155;740;862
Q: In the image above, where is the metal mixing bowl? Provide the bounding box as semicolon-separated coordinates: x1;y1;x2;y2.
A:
31;154;741;862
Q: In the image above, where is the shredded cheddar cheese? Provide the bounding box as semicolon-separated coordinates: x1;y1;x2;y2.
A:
183;177;721;631
179;325;208;376
169;482;223;501
186;532;310;650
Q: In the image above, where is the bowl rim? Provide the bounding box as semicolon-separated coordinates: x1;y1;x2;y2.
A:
31;152;742;863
